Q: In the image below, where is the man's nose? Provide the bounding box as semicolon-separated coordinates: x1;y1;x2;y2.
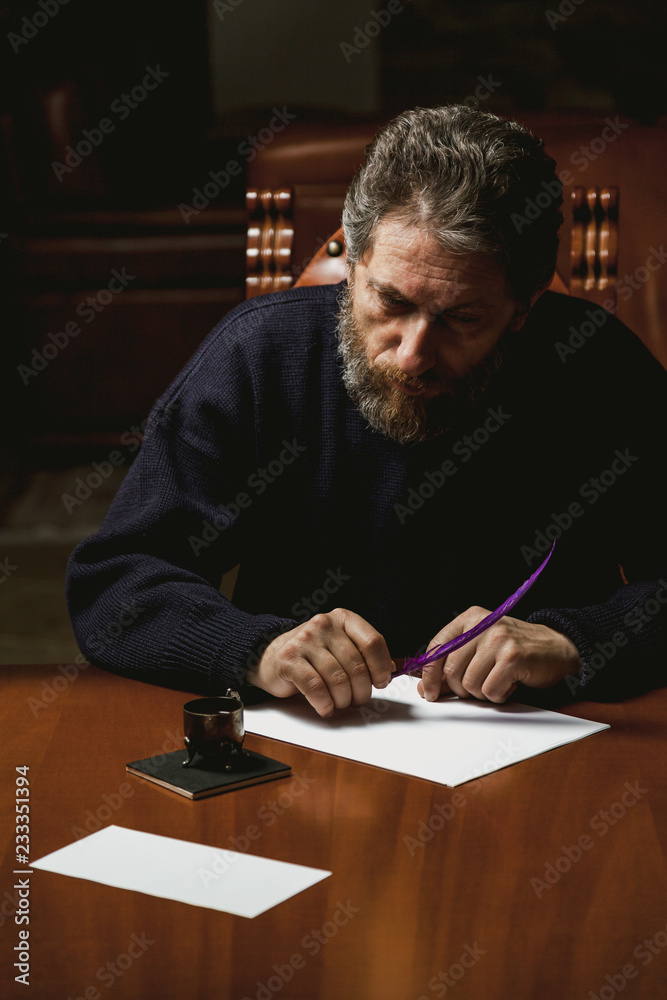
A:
395;314;438;375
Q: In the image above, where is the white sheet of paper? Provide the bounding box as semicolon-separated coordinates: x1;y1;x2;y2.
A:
32;825;331;918
245;675;609;786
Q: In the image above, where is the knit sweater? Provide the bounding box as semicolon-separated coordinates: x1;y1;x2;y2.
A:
66;282;667;701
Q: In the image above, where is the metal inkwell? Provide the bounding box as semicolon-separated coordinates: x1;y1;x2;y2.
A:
182;690;248;770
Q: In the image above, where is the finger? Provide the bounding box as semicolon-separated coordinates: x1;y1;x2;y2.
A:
417;667;451;700
419;659;449;701
307;635;374;710
441;643;482;699
419;607;492;701
303;611;387;705
458;620;537;702
420;638;480;701
457;629;527;702
337;610;394;688
469;656;520;703
271;654;338;718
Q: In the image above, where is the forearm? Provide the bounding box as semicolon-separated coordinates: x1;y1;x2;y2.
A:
65;400;300;691
67;545;299;691
527;577;667;697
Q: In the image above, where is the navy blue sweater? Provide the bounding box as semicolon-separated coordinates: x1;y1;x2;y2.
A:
66;283;667;701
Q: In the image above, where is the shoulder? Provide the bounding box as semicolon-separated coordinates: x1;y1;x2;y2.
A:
159;282;344;398
512;291;667;443
208;281;343;349
146;283;345;452
524;290;666;381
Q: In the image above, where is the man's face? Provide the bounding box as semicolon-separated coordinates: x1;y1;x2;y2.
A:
337;215;531;444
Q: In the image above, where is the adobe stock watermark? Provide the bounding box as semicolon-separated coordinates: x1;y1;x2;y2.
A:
0;887;20;929
84;603;146;660
545;0;585;31
511;117;630;235
17;267;136;385
460;74;502;107
586;919;667;999
555;245;667;362
404;789;468;856
26;607;146;718
7;0;70;54
394;406;511;524
614;244;667;303
61;456;128;513
178;107;296;223
404;738;522;856
418;942;487;999
521;447;639;567
340;1;404;62
26;656;90;717
0;556;18;585
188;438;306;555
565;579;667;694
530;779;648;898
139;729;184;769
359;670;415;723
60;402;180;513
568;116;630;174
197;772;316;891
290;568;350;622
213;0;244;19
241;900;360;1000
63;932;154;999
71;782;135;840
239;626;291;686
51;66;170;182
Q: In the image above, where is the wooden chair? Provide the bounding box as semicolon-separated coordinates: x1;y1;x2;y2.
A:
245;184;619;306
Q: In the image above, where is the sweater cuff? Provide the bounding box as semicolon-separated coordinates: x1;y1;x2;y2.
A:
165;596;299;693
526;607;596;694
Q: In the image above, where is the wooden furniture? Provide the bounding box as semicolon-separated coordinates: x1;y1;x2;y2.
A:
8;208;247;453
245;185;617;305
2;663;666;999
1;9;226;454
244;114;667;368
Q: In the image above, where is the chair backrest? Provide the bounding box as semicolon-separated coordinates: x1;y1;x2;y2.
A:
246;184;618;307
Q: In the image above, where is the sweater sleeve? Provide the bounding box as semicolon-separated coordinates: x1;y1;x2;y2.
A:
523;299;667;700
527;577;667;699
65;325;300;694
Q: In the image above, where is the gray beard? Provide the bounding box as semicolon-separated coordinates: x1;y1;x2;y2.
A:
335;282;509;445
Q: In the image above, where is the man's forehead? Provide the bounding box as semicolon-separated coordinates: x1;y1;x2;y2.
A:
364;270;491;309
356;218;510;305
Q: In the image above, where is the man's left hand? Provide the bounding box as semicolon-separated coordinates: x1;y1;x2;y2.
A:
418;608;582;703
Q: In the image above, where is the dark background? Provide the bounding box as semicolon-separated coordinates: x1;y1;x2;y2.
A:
1;0;665;459
0;0;665;662
2;1;664;212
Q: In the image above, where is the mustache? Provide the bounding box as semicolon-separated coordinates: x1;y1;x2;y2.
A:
381;364;449;397
335;281;508;444
383;367;425;388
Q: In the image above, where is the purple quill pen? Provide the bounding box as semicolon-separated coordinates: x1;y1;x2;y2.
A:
394;541;556;676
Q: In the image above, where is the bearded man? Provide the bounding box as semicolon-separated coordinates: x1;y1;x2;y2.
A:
66;106;667;713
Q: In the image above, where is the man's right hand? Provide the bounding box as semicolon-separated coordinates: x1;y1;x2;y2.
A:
246;608;394;718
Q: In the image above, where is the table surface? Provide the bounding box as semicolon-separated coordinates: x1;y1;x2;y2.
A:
1;664;666;1000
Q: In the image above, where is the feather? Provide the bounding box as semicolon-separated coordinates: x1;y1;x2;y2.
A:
394;541;556;676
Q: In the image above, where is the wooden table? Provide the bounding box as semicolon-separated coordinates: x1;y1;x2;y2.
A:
1;664;666;1000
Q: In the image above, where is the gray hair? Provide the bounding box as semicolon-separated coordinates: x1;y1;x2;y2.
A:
342;105;563;305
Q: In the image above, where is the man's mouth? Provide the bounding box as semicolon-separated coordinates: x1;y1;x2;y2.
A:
389;377;425;397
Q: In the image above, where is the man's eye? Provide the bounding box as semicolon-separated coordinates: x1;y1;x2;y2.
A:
448;314;480;324
378;292;405;308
